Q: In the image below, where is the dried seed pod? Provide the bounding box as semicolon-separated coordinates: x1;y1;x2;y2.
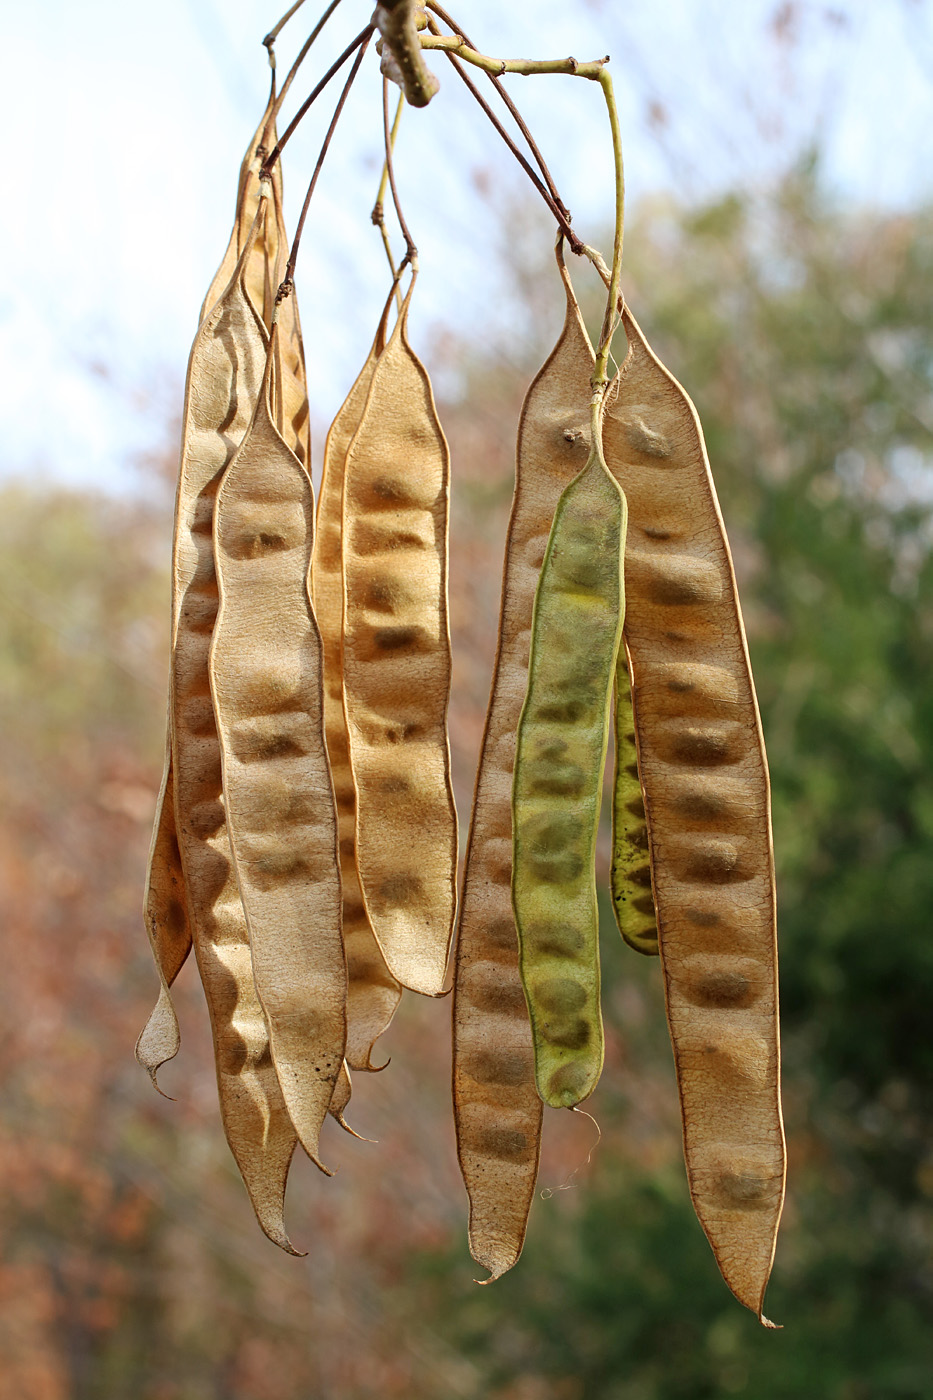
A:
136;743;191;1087
342;275;458;997
513;434;627;1111
312;295;402;1069
453;254;593;1280
603;308;784;1323
171;208;300;1252
329;1061;353;1131
200;86;282;328
610;646;659;956
139;89;280;1080
210;328;346;1171
269;178;311;468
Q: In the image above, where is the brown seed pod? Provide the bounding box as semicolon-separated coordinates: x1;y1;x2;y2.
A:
341;273;458;997
200;85;282;329
170;206;300;1252
312;292;402;1069
139;96;280;1084
136;740;191;1088
269;179;311;469
210;328;347;1172
603;308;785;1324
453;248;594;1279
610;645;659;956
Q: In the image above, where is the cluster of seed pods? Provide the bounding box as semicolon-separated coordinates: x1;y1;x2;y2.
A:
139;8;784;1325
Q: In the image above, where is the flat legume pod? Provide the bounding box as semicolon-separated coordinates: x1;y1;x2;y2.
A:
513;435;627;1111
453;254;594;1280
342;276;457;997
140;97;280;1081
210;331;346;1171
171;209;299;1252
611;646;659;956
603;307;785;1323
312;297;402;1069
137;741;191;1087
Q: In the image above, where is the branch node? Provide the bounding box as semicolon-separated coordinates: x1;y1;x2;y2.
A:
375;1;440;107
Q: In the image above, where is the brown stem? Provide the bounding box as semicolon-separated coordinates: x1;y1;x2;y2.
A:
383;77;416;263
263;0;309;50
266;0;345;139
262;25;373;179
429;25;583;256
372;93;406;298
425;0;568;219
278;39;369;293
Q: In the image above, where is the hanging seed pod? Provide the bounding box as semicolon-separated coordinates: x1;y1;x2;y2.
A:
170;205;300;1252
139;92;282;1079
210;326;346;1172
200;84;282;328
453;250;593;1280
141;77;291;1066
341;273;457;997
512;427;627;1111
603;308;784;1324
136;740;191;1087
312;291;402;1070
611;646;659;956
269;178;311;468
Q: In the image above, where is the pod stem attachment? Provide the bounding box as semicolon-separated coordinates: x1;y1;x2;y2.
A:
592;68;624;391
425;1;569;218
382;76;417;269
279;36;369;295
262;24;374;179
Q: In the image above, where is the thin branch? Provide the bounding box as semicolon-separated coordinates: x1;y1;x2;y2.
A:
425;1;568;218
383;76;416;265
592;68;625;389
419;34;609;81
263;0;309;51
426;19;583;256
372;91;406;298
262;25;373;179
268;0;345;127
277;39;369;295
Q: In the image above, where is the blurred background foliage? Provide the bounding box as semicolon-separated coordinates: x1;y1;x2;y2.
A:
2;20;933;1400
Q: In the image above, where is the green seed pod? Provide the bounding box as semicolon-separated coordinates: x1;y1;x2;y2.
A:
610;646;659;956
512;437;627;1109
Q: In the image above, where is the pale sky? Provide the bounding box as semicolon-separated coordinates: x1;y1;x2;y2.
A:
2;0;932;491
